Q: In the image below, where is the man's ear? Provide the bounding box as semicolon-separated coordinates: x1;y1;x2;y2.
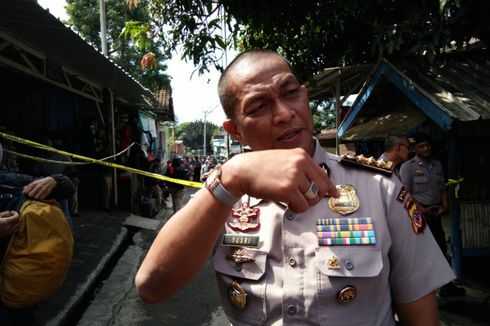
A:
223;119;243;144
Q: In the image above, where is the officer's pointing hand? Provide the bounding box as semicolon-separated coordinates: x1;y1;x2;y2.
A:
220;148;339;213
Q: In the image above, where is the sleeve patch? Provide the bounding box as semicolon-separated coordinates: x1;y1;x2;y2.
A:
397;186;409;202
401;194;426;234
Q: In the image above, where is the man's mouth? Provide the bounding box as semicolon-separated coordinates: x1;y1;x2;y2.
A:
278;129;302;141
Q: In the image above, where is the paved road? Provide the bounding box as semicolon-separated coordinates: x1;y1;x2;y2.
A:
78;231;229;325
78;187;229;325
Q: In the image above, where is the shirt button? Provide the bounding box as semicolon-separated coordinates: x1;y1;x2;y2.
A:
288;258;297;267
344;259;354;270
286;211;295;221
287;304;296;315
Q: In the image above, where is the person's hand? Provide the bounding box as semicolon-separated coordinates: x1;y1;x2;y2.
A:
23;176;57;200
221;148;339;213
434;205;447;217
420;205;435;218
0;211;20;237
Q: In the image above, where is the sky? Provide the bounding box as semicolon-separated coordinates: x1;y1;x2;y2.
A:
37;0;231;126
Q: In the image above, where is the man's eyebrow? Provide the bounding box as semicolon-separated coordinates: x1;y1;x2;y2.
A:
277;75;299;88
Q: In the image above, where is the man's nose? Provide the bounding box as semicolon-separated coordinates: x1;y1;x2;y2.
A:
272;99;295;125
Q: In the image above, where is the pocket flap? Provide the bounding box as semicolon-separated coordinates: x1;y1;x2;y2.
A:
213;246;267;280
316;246;382;277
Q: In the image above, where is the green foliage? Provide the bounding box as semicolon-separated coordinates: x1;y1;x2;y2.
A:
65;0;171;92
174;120;218;154
123;0;489;81
311;99;336;134
123;0;230;75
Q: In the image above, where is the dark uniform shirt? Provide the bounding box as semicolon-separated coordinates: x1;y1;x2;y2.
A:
399;156;445;206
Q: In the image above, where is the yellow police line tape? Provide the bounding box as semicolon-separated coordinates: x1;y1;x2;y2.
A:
4;142;140;166
0;132;203;189
448;177;464;185
4;149;89;165
448;178;464;199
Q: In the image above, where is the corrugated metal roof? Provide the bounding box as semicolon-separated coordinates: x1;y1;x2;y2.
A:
402;53;490;121
337;49;490;139
308;64;373;100
342;105;428;141
0;0;152;107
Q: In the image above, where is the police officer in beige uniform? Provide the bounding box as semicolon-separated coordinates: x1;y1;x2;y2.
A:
400;133;465;297
378;135;411;180
136;50;455;325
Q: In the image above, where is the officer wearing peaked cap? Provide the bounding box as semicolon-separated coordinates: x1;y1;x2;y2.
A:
400;132;465;297
136;51;455;325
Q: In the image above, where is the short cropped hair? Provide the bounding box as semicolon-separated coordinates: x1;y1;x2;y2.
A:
218;50;296;119
384;135;407;152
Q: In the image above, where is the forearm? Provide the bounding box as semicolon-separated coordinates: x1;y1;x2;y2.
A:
135;189;232;303
441;191;448;211
395;292;438;326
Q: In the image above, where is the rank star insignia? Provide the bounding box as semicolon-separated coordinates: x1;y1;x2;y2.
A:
328;184;360;215
228;202;261;232
226;248;255;264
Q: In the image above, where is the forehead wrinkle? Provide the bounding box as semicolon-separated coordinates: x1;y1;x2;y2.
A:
241;73;298;102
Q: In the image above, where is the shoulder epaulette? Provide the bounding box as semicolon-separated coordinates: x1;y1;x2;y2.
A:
340;154;394;176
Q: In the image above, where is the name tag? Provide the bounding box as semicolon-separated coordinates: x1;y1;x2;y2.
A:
222;234;259;248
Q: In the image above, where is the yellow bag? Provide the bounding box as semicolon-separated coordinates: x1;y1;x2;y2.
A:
0;200;74;308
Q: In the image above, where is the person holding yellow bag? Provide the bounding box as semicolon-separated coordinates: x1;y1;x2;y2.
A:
0;142;75;325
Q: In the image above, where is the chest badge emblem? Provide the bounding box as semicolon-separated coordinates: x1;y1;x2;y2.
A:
228;281;247;310
326;254;341;269
337;285;358;304
229;202;261;232
226;248;255;264
328;184;360;215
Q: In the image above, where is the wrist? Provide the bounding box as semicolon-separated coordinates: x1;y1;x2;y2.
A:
219;162;244;199
48;175;60;185
204;164;241;207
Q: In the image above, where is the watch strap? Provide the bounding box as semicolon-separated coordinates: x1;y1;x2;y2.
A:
211;181;240;207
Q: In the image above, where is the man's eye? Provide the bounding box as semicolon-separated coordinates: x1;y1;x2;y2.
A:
285;88;299;97
247;103;266;115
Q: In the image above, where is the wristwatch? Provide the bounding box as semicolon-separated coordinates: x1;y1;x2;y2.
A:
204;164;240;207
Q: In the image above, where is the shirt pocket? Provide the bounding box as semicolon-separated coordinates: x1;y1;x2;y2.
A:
316;246;383;326
213;247;268;325
413;175;429;192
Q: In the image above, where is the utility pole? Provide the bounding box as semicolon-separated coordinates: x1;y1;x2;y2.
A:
203;110;207;155
203;105;216;156
99;0;108;56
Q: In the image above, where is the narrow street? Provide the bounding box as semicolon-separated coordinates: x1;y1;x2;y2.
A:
77;187;229;325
